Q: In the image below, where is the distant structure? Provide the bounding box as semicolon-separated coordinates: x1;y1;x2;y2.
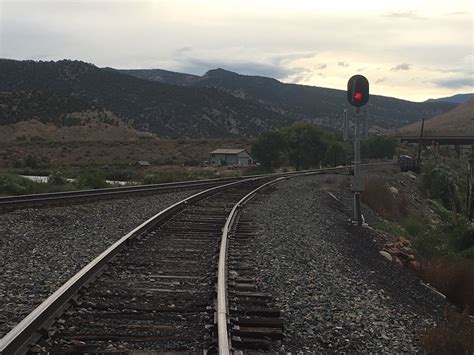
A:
210;149;253;166
135;160;151;167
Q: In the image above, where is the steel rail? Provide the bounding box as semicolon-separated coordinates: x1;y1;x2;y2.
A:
0;177;264;355
216;169;330;354
0;162;395;209
0;162;396;354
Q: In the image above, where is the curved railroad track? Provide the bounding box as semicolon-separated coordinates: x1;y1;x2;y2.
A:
0;176;279;354
0;163;396;354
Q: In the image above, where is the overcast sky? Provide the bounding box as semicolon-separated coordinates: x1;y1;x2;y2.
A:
0;0;472;101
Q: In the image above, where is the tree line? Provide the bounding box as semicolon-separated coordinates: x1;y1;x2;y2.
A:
251;122;397;170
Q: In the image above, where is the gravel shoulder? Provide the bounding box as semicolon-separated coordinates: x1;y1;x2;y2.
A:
242;174;446;352
0;190;200;338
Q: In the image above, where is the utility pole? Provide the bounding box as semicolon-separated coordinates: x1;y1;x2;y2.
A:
345;75;369;227
417;116;425;172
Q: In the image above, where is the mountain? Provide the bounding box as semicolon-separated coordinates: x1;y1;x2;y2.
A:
120;67;456;132
426;93;474;104
396;98;474;136
0;59;456;137
0;59;291;137
118;68;199;86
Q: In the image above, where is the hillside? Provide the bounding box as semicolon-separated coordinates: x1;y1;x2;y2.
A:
397;98;474;136
0;59;291;138
118;68;199;86
0;59;456;137
120;67;456;131
426;93;474;104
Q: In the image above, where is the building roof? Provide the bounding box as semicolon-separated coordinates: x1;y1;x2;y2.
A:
136;160;151;166
210;149;247;155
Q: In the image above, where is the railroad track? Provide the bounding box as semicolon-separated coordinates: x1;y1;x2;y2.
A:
0;176;280;354
0;163;396;354
0;162;394;211
0;177;240;211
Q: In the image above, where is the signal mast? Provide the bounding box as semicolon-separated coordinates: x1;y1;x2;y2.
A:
344;75;369;226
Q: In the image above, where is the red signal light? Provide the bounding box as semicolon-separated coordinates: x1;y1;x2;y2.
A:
347;75;369;107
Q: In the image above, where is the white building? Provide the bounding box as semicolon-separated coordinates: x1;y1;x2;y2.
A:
210;149;253;166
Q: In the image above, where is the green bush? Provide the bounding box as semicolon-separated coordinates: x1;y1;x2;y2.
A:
421;163;463;212
451;222;474;252
0;174;36;195
361;136;397;159
48;171;67;185
402;214;429;238
461;246;474;260
76;171;109;189
324;141;348;166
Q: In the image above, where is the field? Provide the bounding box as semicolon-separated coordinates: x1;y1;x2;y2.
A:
0;138;253;169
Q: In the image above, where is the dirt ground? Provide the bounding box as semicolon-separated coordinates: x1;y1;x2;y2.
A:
0;138;253;168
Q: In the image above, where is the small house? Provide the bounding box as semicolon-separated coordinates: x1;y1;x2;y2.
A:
135;160;151;167
210;149;253;166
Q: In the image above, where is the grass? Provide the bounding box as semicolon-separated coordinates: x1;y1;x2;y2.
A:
419;257;474;311
361;175;408;221
0;174;76;196
142;170;220;184
419;307;474;354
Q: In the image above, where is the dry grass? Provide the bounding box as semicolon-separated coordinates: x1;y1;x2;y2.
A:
320;175;338;192
419;257;474;311
419;307;474;354
361;175;408;221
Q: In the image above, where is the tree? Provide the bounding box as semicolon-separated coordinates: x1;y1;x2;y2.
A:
282;123;328;170
324;141;347;167
251;130;287;169
362;136;397;159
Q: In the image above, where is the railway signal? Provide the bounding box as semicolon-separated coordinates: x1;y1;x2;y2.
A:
347;75;369;107
344;75;370;227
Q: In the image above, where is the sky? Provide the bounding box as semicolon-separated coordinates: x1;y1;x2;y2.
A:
0;0;472;102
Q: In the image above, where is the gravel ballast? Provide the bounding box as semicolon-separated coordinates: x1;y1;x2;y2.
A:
0;190;200;338
242;174;446;352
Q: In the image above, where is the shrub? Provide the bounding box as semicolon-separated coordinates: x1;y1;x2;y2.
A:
419;307;474;354
420;257;474;310
361;136;397;159
48;171;67;185
361;176;408;221
0;174;35;195
76;171;108;189
421;163;463;212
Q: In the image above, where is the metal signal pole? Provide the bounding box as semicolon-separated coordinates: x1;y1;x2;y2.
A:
345;74;369;227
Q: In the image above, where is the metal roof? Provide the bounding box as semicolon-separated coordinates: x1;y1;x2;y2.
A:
210;149;247;155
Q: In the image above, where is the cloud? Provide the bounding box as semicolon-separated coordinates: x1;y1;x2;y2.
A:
169;47;316;80
338;61;349;67
432;78;474;89
391;63;411;71
174;55;311;80
375;77;387;84
383;11;424;20
357;67;367;72
447;11;468;16
315;64;327;70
